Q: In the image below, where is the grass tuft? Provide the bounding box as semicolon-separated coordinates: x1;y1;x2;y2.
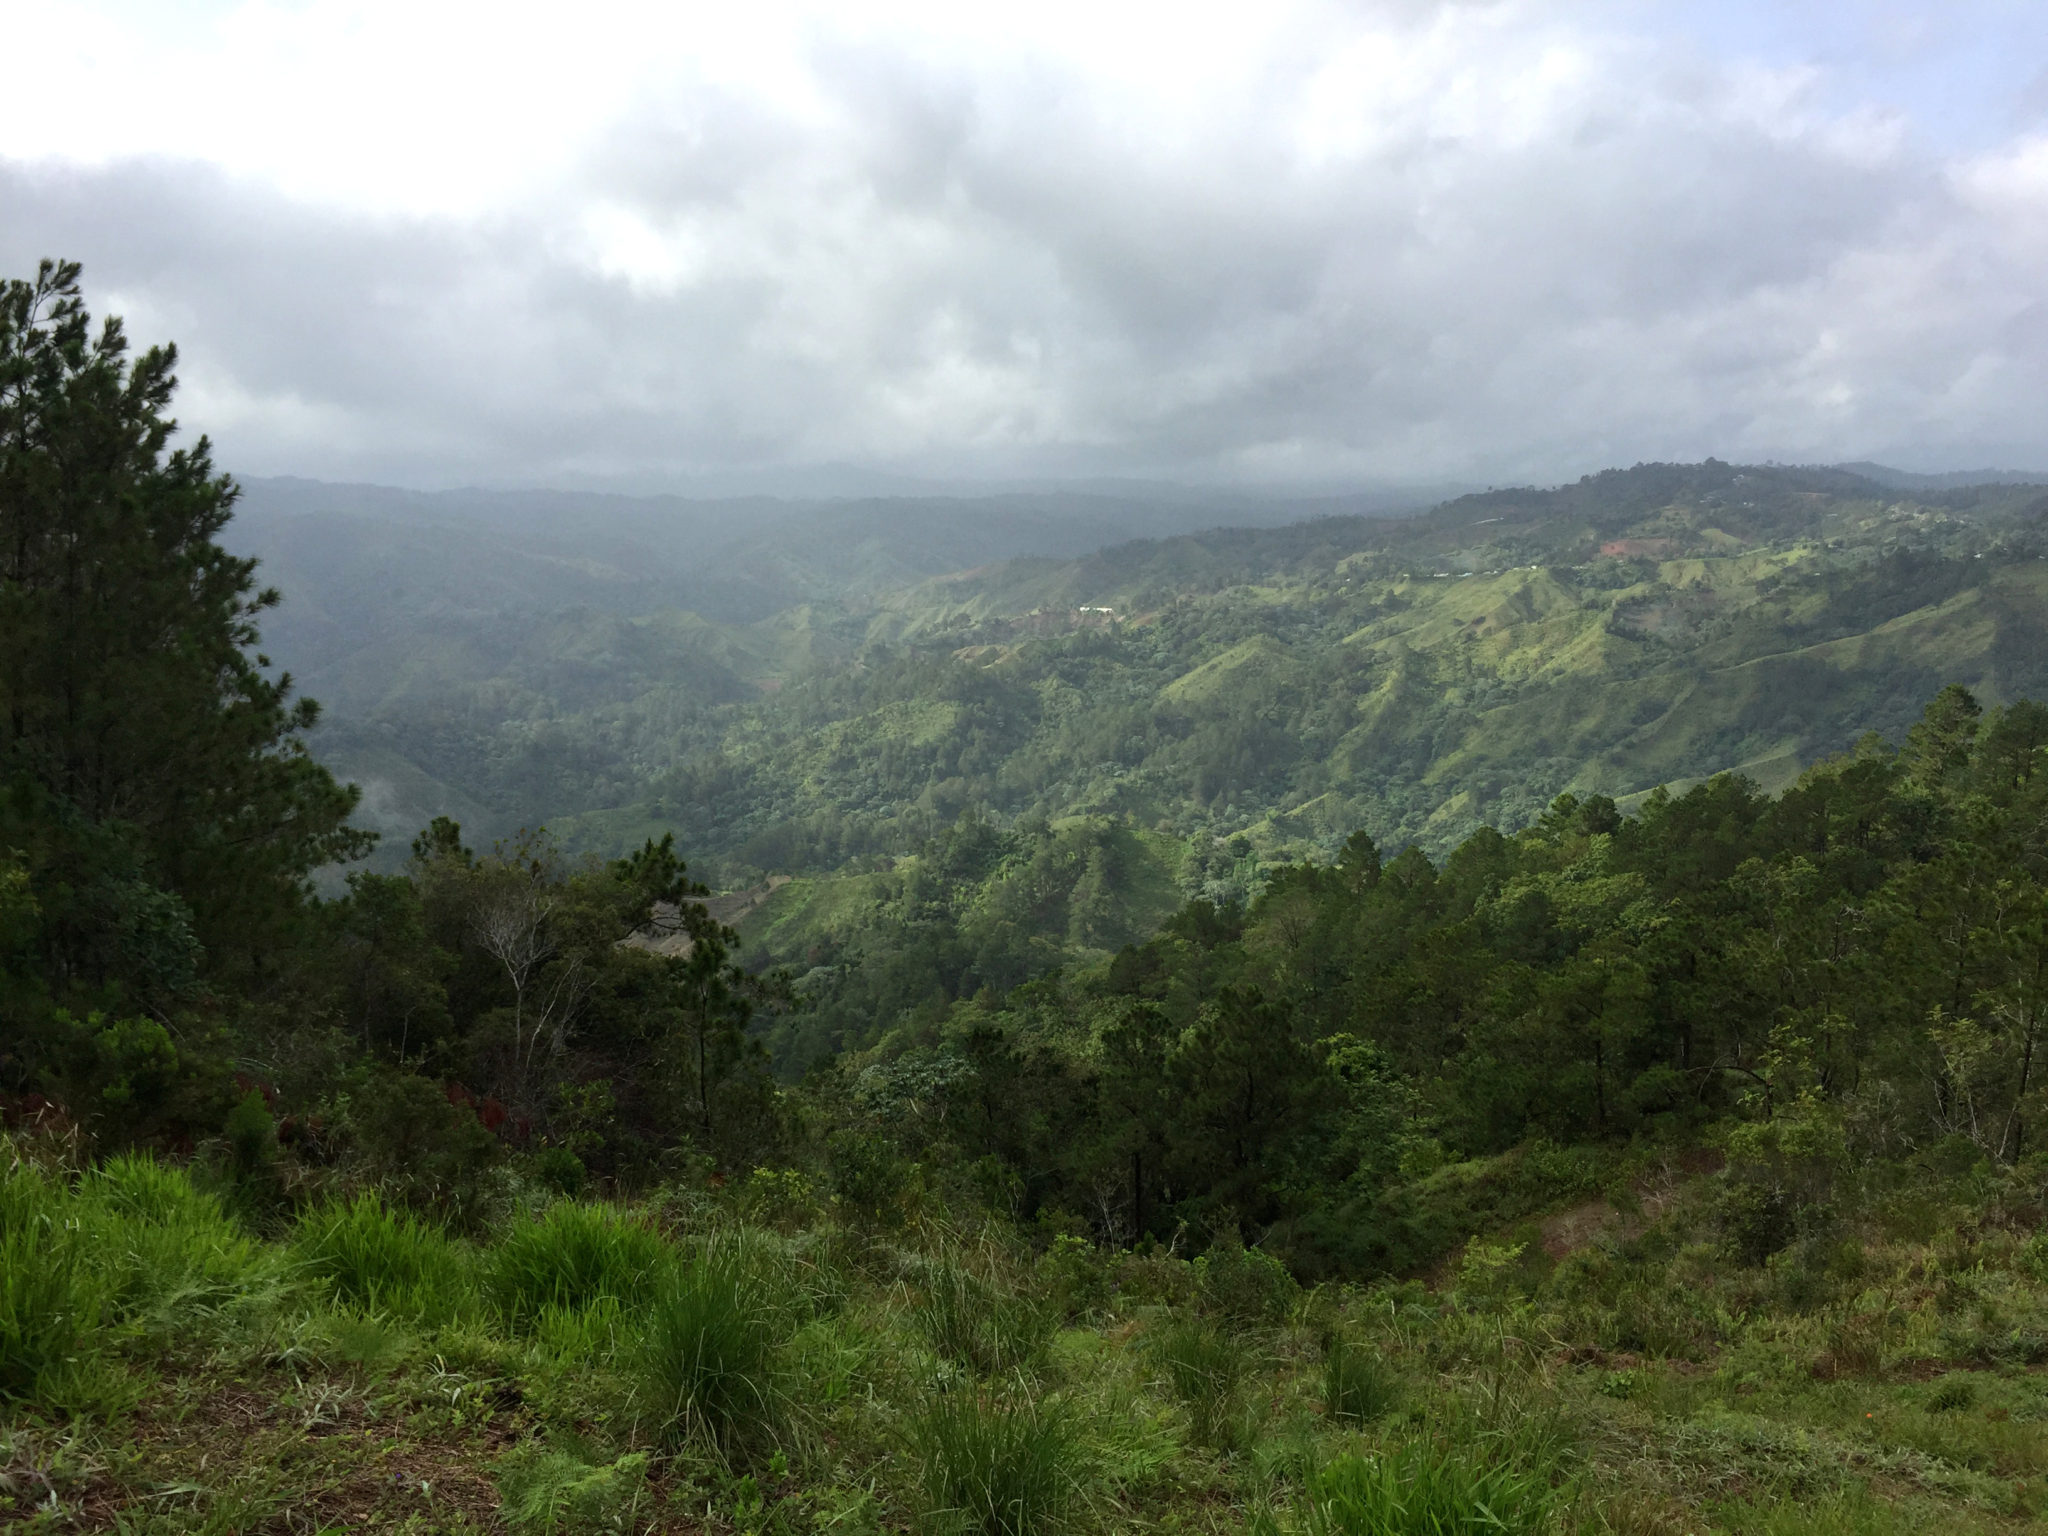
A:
0;1159;103;1407
1149;1318;1253;1451
1323;1337;1400;1423
81;1151;279;1338
909;1256;1051;1378
295;1192;473;1324
83;1150;214;1225
906;1390;1090;1536
486;1202;669;1326
635;1236;794;1452
1303;1442;1556;1536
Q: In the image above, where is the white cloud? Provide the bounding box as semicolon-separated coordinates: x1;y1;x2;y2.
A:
2;0;2045;484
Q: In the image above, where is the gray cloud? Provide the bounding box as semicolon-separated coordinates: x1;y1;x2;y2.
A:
4;12;2045;488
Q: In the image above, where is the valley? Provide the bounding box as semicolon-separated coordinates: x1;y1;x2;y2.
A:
246;462;2048;1064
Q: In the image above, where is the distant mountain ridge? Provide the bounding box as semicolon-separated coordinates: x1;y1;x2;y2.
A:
1834;461;2048;491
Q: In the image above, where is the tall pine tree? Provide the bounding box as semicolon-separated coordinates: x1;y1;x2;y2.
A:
0;259;367;996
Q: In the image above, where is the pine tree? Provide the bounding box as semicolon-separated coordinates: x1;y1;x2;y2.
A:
0;259;368;988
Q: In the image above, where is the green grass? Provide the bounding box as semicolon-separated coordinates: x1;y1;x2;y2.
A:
485;1201;670;1325
635;1237;795;1452
0;1159;101;1407
294;1192;474;1323
12;1127;2048;1535
909;1255;1052;1378
1322;1337;1400;1423
1300;1442;1557;1536
905;1390;1092;1536
1148;1317;1253;1451
495;1443;650;1535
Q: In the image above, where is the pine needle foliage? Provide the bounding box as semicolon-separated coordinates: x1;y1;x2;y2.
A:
496;1443;650;1535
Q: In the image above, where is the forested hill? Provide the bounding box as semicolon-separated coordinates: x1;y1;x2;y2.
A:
250;460;2048;888
217;457;2048;1080
562;459;2048;872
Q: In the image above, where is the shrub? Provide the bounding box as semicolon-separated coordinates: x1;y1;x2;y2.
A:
1198;1240;1299;1326
906;1391;1090;1536
1037;1234;1112;1321
487;1203;670;1326
1303;1443;1556;1536
910;1258;1051;1378
1110;1249;1200;1310
1323;1338;1400;1423
533;1146;587;1198
1719;1177;1796;1266
636;1240;793;1451
295;1193;473;1324
223;1090;276;1182
825;1129;917;1229
348;1073;502;1224
736;1166;825;1231
1149;1318;1252;1451
0;1159;103;1407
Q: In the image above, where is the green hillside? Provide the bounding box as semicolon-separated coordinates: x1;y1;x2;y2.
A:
607;465;2048;869
249;460;2048;1019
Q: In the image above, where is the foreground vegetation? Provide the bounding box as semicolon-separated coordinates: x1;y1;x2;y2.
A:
12;1132;2048;1534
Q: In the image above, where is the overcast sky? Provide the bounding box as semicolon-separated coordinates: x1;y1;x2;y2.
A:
3;0;2045;491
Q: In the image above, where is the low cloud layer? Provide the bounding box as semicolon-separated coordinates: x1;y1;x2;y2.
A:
4;0;2046;488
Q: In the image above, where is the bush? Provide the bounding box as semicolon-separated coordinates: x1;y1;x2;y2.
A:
1302;1443;1556;1536
223;1090;276;1182
1149;1318;1253;1451
825;1129;917;1229
0;1158;103;1407
1198;1240;1298;1326
533;1146;587;1198
295;1193;473;1324
347;1073;502;1224
910;1257;1051;1378
906;1391;1090;1536
488;1202;669;1326
1036;1234;1112;1321
636;1239;793;1452
1323;1338;1400;1423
